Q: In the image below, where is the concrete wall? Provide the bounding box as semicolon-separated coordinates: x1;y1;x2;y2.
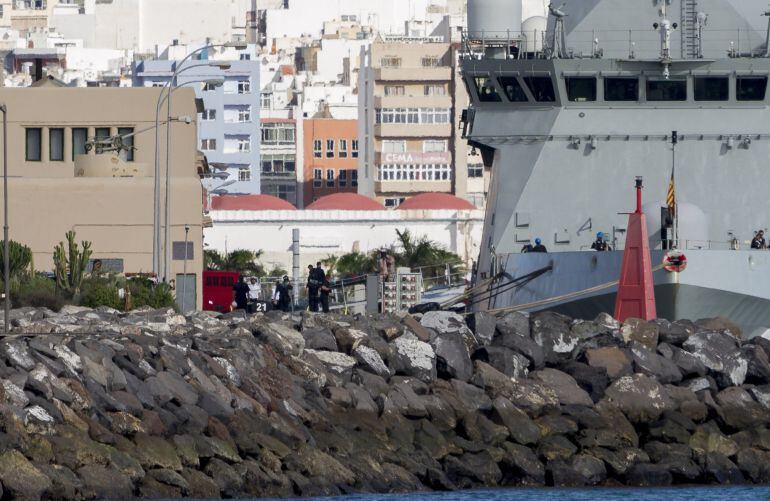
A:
205;208;484;272
133;58;261;195
0;86;204;308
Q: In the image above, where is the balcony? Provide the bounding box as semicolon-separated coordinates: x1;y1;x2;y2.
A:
74;155;150;178
374;123;452;138
375;95;452;108
375;67;451;82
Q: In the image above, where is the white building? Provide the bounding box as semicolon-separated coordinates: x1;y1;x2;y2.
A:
205;192;484;272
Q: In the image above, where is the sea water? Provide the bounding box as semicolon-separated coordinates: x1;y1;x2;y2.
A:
294;486;770;501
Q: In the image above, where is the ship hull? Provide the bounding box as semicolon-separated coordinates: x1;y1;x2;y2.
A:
479;250;770;337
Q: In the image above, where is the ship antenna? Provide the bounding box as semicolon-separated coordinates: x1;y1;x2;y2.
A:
763;9;770;57
547;3;567;59
653;0;678;79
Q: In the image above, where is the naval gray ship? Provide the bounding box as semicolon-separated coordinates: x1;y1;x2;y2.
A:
462;0;770;335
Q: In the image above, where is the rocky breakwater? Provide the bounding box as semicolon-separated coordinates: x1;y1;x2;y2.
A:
0;306;769;498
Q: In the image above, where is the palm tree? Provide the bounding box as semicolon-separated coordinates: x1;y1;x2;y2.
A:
204;249;265;276
335;251;378;277
395;229;462;279
321;254;339;277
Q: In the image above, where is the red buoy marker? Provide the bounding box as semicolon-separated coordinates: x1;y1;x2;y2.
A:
614;177;657;322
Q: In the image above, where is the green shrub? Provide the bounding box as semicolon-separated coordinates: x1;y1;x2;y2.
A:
0;240;33;282
11;274;65;311
127;278;176;310
80;276;123;310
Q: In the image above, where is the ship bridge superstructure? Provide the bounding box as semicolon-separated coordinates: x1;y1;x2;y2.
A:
462;0;770;282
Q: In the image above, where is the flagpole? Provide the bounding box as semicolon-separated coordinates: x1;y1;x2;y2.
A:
672;130;678;249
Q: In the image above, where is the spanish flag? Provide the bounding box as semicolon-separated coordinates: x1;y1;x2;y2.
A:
666;169;676;217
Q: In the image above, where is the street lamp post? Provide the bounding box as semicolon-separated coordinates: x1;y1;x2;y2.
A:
153;71;227;281
0;104;8;336
160;42;245;284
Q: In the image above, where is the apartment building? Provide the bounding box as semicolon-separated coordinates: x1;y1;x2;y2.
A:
0;86;204;308
260;118;299;205
302;117;358;207
133;55;261;195
358;39;463;208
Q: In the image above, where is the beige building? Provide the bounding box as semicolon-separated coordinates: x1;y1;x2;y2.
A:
0;86;204;309
358;39;485;208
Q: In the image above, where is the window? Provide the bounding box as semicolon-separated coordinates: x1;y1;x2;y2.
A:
118;127;134;162
49;128;64;161
339;169;347;187
376;108;419;124
238;107;251;123
72;128;87;160
313;168;322;187
604;77;639;102
498;77;528;102
313;139;322;158
237;137;251;152
420;108;450;124
238;167;251;181
351;140;359;158
339;139;348;158
201;139;217;150
262;182;297;203
239;53;251;61
382;140;406;153
260;93;273;109
421;56;441;67
261;154;295;175
424;84;446;96
351;169;358;187
261;123;295;145
647;79;686;101
237;79;251;94
523;76;556;102
381;56;401;68
377;164;451;182
326;139;334;157
203;82;218;92
384;85;404;96
326;169;334;187
25;128;41;161
94;127;110;154
423;140;447;152
694;77;728;101
202;109;216;120
474;77;501;102
737;77;768;101
468;164;484;178
566;77;597;102
150;82;165;88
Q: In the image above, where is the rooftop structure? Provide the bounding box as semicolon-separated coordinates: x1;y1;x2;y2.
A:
305;192;382;211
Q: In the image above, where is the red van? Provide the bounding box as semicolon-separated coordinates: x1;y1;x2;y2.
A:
203;271;239;312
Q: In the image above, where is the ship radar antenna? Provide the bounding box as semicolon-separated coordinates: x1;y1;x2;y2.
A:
548;3;567;59
653;0;678;79
763;8;770;57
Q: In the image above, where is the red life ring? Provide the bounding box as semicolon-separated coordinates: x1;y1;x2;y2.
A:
663;250;687;273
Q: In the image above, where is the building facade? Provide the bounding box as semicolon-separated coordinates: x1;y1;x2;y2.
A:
260;118;299;205
302;118;358;207
133;56;261;195
358;40;460;208
0;86;204;308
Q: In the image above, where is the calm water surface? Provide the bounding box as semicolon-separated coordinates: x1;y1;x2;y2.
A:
292;486;770;501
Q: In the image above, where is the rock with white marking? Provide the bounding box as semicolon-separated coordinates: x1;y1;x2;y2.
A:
390;333;436;383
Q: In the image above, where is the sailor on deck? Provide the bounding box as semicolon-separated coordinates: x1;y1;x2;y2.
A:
751;230;767;249
591;232;611;251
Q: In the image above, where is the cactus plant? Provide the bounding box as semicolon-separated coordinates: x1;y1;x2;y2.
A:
0;240;32;282
53;231;92;297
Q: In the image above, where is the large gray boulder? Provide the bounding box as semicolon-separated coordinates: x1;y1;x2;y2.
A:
531;311;580;364
585;346;632;379
472;346;529;378
432;333;473;382
352;345;390;379
389;333;436;383
260;323;305;357
715;386;770;429
629;342;683;384
620;318;660;350
603;374;675;422
531;368;594;407
682;331;748;387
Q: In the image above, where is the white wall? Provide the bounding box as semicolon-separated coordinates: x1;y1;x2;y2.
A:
205;208;484;271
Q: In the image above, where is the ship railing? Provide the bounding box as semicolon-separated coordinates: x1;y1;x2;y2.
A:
462;28;768;60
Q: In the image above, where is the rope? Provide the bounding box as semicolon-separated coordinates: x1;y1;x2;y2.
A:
479;264;666;316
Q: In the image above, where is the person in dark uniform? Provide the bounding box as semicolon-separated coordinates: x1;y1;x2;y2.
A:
279;276;293;312
521;243;534;253
319;278;332;313
231;275;250;311
306;264;320;311
591;232;611;251
751;230;767;249
531;238;548;253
